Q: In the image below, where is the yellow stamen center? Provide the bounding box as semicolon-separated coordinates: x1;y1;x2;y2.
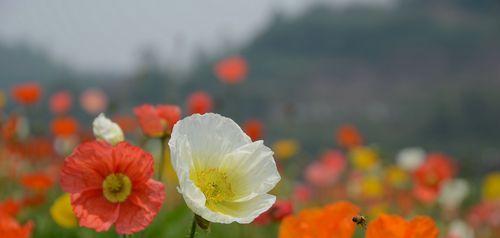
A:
102;173;132;203
191;168;234;209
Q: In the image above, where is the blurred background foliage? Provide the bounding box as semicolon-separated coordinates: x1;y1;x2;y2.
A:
1;0;500;176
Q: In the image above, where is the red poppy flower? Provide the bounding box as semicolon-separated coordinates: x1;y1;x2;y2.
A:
134;104;181;137
11;82;42;105
187;91;213;115
335;124;363;149
412;153;455;204
254;200;293;225
60;140;165;234
49;91;73;114
0;212;33;238
366;214;439;238
214;56;248;84
51;117;79;138
20;172;54;191
243;119;264;141
0;200;21;217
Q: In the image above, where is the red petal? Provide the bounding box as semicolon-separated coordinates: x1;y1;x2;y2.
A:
115;180;165;234
111;142;154;185
71;189;119;232
60;141;113;193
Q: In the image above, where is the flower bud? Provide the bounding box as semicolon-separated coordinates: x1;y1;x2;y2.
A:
93;113;124;145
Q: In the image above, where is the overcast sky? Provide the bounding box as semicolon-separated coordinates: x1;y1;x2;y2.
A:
0;0;392;74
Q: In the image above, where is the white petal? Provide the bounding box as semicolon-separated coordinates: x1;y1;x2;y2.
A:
92;113;124;145
223;141;281;202
396;147;425;171
209;194;276;224
169;113;251;171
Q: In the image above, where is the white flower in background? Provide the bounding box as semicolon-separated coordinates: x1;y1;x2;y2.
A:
447;220;474;238
396;147;425;171
92;113;124;145
438;179;470;209
169;113;280;224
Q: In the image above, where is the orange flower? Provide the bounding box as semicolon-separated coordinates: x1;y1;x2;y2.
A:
243;119;264;141
134;104;181;137
336;124;363;149
11;82;42;105
0;212;33;238
49;90;73;114
366;214;439;238
60;140;165;234
20;172;54;191
214;56;248;84
0;199;21;217
187;91;213;115
51;117;79;138
413;153;455;204
279;201;359;238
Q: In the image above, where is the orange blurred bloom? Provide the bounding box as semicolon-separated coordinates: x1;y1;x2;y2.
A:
49;90;73;114
279;201;360;238
413;153;455;204
134;104;181;137
0;212;33;238
214;55;248;84
79;88;108;115
336;124;363;149
11;82;42;105
366;214;439;238
20;172;54;191
0;199;21;217
243;119;264;141
2;115;20;141
51;117;79;138
187;91;213;115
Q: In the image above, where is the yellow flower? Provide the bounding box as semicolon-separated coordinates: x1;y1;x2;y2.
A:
482;172;500;201
350;147;379;171
361;175;384;199
385;166;409;188
50;193;77;228
273;139;300;160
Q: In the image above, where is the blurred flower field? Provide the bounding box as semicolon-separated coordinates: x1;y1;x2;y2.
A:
0;57;499;238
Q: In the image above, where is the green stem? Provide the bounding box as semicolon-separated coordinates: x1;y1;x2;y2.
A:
157;135;169;181
189;214;197;238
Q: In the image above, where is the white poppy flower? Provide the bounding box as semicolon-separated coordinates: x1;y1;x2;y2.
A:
169;113;280;224
438;179;470;209
396;147;425;171
92;113;124;145
447;220;474;238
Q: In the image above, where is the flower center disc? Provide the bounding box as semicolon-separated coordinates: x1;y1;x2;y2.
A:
191;168;234;208
102;173;132;203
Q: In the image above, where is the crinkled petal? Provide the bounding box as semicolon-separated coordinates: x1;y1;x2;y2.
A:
112;142;154;185
208;194;276;224
61;141;113;193
71;189;119;232
366;214;407;238
115;180;165;234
